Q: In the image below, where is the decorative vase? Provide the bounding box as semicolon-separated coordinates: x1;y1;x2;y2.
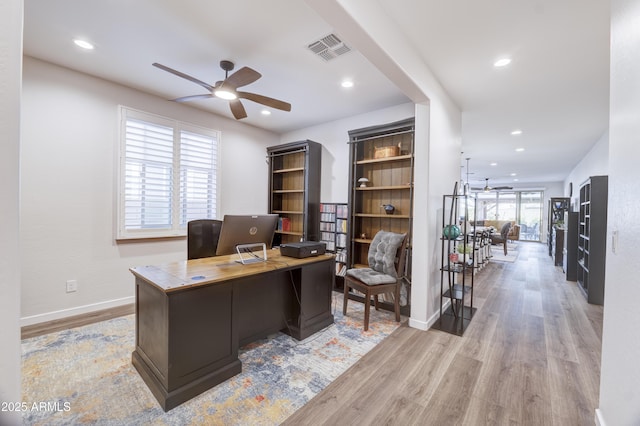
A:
442;224;461;240
382;204;395;215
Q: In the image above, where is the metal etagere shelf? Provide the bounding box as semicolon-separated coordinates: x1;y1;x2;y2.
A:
432;182;477;336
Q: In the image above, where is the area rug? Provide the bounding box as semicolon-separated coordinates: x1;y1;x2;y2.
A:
21;292;401;425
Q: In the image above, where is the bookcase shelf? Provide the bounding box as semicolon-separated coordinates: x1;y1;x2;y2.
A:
267;140;321;246
576;176;608;305
346;117;414;316
320;202;348;288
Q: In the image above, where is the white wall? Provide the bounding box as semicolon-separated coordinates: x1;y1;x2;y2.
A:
281;102;415;202
597;0;640;424
20;57;279;324
0;1;23;425
565;131;609;208
305;0;463;330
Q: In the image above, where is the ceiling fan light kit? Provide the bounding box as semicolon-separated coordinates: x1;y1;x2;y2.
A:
152;60;291;120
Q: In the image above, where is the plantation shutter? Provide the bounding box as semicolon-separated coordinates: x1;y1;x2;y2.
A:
180;130;218;226
118;106;220;239
123;118;174;231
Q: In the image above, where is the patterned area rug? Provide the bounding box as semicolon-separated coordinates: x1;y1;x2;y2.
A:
22;292;401;425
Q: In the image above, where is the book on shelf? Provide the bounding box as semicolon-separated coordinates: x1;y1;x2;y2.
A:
277;217;291;232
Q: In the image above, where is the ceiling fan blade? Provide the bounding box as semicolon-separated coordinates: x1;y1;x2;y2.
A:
237;91;292;111
494;186;514;190
153;63;214;92
224;67;261;89
229;99;248;120
172;94;213;102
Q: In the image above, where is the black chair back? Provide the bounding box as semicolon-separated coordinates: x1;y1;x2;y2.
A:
187;219;222;260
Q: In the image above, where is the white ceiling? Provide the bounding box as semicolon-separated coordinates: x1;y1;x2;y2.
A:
22;0;610;188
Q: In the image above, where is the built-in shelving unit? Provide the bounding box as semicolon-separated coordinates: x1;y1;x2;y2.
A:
346;117;414;314
267;140;321;246
577;176;608;305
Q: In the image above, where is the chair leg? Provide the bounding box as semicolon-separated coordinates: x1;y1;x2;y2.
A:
363;291;371;331
394;287;401;323
343;282;349;315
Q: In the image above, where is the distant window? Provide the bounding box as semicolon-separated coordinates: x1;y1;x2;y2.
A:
117;107;219;239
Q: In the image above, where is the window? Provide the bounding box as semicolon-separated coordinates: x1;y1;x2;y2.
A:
117;107;219;239
474;190;543;241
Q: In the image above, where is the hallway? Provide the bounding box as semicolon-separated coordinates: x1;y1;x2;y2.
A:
284;242;603;425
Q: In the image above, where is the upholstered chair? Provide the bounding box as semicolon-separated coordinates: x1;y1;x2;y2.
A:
343;230;408;331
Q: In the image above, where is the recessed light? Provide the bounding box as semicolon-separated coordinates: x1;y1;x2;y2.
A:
514;178;519;182
490;162;498;166
494;58;511;67
261;110;271;116
511;130;522;135
341;80;354;88
73;39;94;50
510;173;517;176
515;148;525;152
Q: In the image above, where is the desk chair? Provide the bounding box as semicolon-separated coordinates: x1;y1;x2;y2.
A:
343;230;408;331
187;219;223;260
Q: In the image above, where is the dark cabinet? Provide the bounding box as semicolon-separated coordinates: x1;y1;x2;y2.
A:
577;176;608;305
267;140;321;245
552;227;565;266
564;211;579;281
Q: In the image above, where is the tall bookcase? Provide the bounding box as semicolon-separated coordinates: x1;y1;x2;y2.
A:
346;117;414;314
577;175;608;305
267;140;321;246
320;203;348;286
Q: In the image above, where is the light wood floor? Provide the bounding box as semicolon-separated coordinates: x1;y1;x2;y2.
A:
21;304;135;339
284;242;603;425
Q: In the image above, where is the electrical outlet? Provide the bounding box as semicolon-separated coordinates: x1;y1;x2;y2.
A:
66;280;78;293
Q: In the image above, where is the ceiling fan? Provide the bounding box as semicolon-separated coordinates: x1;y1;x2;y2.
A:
152;60;292;120
471;178;513;192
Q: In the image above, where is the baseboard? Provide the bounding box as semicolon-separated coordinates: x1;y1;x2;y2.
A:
595;408;606;426
20;296;135;327
409;300;452;331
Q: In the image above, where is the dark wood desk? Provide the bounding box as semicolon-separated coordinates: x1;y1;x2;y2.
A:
130;250;335;411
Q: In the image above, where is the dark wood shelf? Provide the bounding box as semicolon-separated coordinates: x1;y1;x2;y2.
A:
356;184;412;191
577;176;607;305
268;140;321;246
347;117;415;317
355;154;413;165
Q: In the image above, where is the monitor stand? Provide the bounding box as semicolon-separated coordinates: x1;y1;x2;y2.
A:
235;243;268;264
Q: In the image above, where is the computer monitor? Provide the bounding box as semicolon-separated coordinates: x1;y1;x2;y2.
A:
215;214;279;256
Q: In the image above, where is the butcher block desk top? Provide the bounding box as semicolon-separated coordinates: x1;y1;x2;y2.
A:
130;249;335;293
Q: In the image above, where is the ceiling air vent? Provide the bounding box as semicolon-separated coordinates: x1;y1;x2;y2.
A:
307;33;351;62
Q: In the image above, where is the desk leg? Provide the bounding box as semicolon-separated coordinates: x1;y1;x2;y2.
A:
286;260;335;340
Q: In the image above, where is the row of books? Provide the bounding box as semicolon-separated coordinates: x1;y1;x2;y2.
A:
335;263;348;276
320;233;348;250
320;203;348;219
319;217;347;234
320;213;336;224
